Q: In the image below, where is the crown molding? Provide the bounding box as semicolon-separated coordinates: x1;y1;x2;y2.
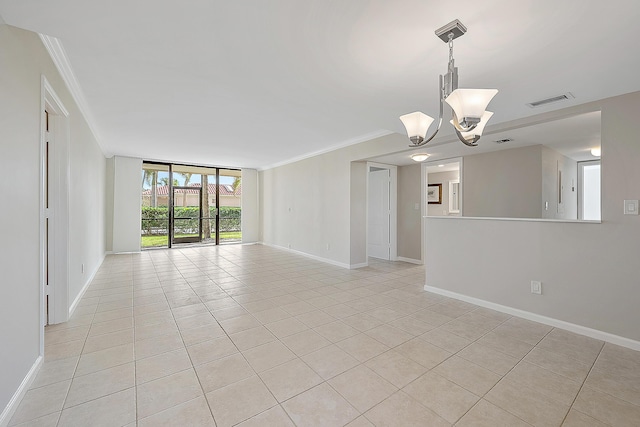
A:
258;129;393;171
38;34;108;155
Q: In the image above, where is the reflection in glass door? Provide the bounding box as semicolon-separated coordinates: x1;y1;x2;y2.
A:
172;186;202;244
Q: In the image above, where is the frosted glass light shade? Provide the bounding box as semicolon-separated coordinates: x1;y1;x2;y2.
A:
591;147;601;157
451;111;494;139
445;88;498;122
410;153;430;162
400;111;435;139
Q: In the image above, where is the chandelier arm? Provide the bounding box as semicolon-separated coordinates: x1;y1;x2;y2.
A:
455;129;479;147
409;75;445;147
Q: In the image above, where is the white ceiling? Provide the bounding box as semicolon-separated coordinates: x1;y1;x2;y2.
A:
1;0;638;169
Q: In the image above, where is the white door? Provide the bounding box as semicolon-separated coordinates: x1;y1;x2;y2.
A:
368;168;391;260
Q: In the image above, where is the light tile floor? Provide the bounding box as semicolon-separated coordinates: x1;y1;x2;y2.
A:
10;244;640;426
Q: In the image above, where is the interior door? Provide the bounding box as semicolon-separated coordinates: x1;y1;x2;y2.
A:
172;186;202;244
368;168;391;260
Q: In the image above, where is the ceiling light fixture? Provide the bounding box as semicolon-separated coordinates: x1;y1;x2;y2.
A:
400;20;498;148
410;153;430;162
591;147;601;157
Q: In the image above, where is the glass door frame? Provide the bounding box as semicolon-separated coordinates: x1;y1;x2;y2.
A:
170;185;203;244
142;161;240;248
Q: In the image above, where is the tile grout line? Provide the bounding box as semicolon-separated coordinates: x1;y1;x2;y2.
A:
558;340;606;426
457;326;558;426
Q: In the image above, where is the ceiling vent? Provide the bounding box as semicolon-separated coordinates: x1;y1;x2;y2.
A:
494;138;513;144
526;93;575;108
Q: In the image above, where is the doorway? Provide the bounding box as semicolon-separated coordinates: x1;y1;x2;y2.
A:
171;186;202;244
40;77;70;343
367;163;397;261
424;158;462;217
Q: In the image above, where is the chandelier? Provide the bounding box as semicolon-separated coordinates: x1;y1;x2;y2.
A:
400;20;497;148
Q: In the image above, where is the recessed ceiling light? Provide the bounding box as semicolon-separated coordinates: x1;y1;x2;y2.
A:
438;164;444;167
410;153;430;162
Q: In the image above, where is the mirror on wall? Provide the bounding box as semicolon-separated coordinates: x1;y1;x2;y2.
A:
421;111;601;221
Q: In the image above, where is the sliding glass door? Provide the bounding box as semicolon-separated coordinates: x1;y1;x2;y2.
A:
141;162;241;248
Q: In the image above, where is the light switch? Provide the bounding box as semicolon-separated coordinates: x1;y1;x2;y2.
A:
624;200;639;215
414;203;420;210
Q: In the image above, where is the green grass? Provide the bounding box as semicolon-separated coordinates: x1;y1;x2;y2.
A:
141;232;242;248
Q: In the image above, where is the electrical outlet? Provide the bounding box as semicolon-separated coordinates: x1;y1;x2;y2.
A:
82;263;85;274
531;280;542;295
326;243;330;251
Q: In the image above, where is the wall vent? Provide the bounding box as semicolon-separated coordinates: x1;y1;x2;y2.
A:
494;138;513;144
526;93;574;108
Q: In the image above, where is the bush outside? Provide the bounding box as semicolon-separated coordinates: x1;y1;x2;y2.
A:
141;206;241;235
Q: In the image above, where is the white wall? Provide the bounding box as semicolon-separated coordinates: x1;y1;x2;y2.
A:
397;163;422;261
350;162;368;266
0;24;106;418
260;133;408;268
463;145;542;218
105;157;115;252
241;168;259;243
111;156;142;253
425;91;640;344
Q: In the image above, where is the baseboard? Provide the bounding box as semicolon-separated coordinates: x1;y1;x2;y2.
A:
259;242;352;269
69;253;105;318
396;256;423;265
350;262;369;269
424;285;640;352
0;356;43;427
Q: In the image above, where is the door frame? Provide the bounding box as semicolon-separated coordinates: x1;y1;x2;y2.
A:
171;185;203;244
40;76;70;353
366;162;397;261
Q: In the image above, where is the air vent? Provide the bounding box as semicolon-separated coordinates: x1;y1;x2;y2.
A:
494;138;513;144
526;93;575;108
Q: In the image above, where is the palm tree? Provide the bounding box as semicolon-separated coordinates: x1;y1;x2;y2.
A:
232;176;241;197
142;169;158;207
160;177;178;187
181;173;192;207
